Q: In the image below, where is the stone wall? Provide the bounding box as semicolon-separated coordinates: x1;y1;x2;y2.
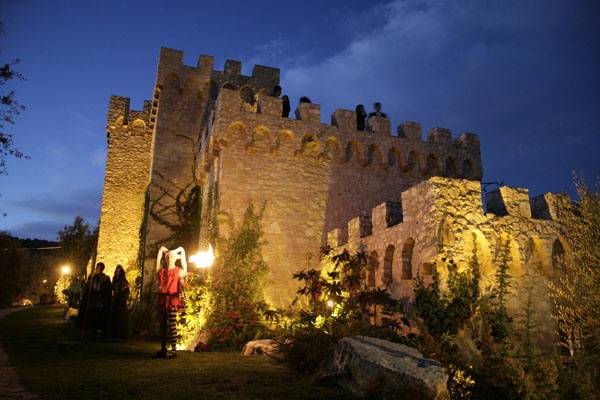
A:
96;96;153;280
203;88;483;306
328;177;570;340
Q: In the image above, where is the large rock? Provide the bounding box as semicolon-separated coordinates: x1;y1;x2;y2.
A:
319;336;448;400
242;339;278;356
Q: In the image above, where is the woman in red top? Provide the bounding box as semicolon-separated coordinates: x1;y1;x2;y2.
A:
156;246;187;358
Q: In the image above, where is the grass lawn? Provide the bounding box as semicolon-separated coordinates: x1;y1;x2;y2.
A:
0;306;356;400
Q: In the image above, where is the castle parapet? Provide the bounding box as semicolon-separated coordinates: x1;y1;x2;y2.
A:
531;192;571;220
107;96;150;131
258;95;282;117
348;215;372;242
486;186;532;218
224;59;242;77
331;109;356;132
398;121;422;140
428;127;452;145
367;116;391;135
296;103;321;124
454;132;480;149
372;202;403;232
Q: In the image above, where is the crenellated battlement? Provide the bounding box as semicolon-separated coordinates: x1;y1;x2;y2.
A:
106;96;152;136
328;177;570;249
154;47;280;96
209;88;483;179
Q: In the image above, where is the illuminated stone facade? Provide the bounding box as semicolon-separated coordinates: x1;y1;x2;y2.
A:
96;47;566;309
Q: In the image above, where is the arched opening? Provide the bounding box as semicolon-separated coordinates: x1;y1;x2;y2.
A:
324;136;340;161
221;82;237;90
552;239;565;272
383;245;395;285
345;141;361;162
367;144;382;165
240;85;255;112
406;151;418;171
445;157;457;177
401;239;414;280
462;160;473;179
367;251;379;288
301;134;321;156
387;148;399;167
426;154;439;175
524;236;546;273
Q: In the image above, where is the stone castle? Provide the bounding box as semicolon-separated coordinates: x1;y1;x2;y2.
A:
96;47;570;309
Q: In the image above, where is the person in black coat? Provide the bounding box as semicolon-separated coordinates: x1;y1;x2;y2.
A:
110;265;130;341
83;262;112;340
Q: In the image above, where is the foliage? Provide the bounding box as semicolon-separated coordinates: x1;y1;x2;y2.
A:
278;249;408;372
0;22;29;178
58;216;97;277
413;242;480;359
176;273;211;350
549;175;600;399
203;203;269;349
0;231;58;306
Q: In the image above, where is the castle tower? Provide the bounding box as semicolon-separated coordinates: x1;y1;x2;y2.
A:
96;48;484;307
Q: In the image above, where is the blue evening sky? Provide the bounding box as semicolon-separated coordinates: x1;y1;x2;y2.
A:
1;0;599;240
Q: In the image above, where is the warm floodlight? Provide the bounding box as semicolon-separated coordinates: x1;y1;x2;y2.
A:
326;299;335;309
43;279;47;283
61;265;71;275
189;244;215;269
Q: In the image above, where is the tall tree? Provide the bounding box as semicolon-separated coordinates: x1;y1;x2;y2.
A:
0;21;28;177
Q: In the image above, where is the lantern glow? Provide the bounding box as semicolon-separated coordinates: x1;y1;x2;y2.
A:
189;244;215;269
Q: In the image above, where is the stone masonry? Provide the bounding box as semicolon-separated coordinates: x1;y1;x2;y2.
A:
95;47;565;309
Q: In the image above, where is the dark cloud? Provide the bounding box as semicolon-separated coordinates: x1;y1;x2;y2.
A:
281;0;600;196
10;188;101;224
7;220;65;241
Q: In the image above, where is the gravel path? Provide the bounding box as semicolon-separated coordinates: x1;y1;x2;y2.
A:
0;307;41;399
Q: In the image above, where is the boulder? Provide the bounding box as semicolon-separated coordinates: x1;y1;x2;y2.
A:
242;339;278;356
319;336;448;400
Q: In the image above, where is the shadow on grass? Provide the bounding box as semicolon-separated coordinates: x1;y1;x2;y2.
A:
0;306;355;400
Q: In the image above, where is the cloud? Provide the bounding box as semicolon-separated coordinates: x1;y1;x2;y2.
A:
279;0;600;193
7;220;65;241
10;188;101;223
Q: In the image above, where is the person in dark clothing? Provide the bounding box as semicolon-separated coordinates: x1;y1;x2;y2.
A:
367;102;388;119
110;264;130;342
282;95;291;118
83;262;112;340
356;104;367;131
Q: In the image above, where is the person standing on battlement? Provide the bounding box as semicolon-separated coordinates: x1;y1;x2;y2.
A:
156;246;187;358
282;95;291;118
356;104;367;131
367;102;388;120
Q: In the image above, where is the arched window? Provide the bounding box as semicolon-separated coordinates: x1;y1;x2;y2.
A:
383;245;395;285
387;148;397;167
345;141;360;162
445;158;456;177
552;239;565;272
367;252;379;288
426;154;438;175
402;238;415;279
462;160;473;179
407;151;417;171
367;144;379;165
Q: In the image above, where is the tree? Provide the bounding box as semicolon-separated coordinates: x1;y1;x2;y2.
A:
57;216;97;277
549;176;600;399
0;22;28;177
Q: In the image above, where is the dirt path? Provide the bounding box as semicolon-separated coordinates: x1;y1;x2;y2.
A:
0;307;41;399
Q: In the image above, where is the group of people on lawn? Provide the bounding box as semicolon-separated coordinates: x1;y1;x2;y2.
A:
80;246;187;359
